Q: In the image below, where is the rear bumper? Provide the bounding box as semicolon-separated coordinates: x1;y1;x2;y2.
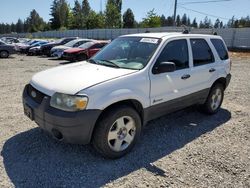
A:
22;85;102;144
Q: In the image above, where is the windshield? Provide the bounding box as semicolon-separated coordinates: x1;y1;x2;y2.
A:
91;37;160;70
55;38;64;43
0;40;6;45
79;41;95;49
64;40;78;47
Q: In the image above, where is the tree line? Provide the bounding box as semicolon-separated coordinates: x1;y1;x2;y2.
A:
0;0;250;34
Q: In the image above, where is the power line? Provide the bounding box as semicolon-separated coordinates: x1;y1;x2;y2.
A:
179;0;233;5
178;5;231;20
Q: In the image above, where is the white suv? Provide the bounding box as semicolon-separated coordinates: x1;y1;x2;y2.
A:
23;32;231;158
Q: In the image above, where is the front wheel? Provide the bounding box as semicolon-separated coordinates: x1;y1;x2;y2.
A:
0;51;9;58
92;105;141;159
200;83;224;114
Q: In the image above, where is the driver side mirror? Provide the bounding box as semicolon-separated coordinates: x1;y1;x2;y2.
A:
153;62;176;74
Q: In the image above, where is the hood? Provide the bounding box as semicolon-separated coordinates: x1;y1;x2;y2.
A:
41;42;57;48
64;47;84;53
30;61;137;96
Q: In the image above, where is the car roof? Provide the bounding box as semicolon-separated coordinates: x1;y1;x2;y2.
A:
122;32;222;40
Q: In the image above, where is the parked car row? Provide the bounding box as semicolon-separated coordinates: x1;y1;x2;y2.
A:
1;36;110;61
0;36;110;61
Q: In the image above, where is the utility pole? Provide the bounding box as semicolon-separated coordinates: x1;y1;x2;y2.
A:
173;0;178;26
100;0;103;13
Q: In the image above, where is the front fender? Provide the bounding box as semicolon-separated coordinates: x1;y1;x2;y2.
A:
85;88;149;110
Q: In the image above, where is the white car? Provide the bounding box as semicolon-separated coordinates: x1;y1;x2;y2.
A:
23;32;231;158
50;39;93;58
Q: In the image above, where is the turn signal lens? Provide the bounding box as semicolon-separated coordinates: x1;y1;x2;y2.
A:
76;99;88;110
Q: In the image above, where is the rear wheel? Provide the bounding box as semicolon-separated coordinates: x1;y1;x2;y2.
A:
200;83;224;114
0;51;9;58
92;105;141;159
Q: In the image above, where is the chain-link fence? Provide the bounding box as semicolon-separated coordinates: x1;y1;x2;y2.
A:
1;27;250;49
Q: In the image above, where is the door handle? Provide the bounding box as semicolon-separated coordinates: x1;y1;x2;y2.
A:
209;68;216;73
181;74;191;80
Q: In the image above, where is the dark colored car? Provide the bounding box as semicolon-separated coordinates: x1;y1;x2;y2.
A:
20;41;48;54
62;41;109;62
40;37;78;56
1;37;20;44
0;40;16;58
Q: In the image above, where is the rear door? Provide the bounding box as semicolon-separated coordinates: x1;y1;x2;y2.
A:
188;38;217;92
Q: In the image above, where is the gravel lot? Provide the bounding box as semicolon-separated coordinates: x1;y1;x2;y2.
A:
0;53;249;188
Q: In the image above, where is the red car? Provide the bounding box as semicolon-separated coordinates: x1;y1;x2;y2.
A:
62;41;109;62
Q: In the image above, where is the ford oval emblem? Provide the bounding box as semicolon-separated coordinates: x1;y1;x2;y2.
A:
31;91;37;98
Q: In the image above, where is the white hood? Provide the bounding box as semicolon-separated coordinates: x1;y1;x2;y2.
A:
31;62;137;96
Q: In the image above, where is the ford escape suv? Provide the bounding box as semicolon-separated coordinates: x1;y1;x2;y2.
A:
23;32;231;158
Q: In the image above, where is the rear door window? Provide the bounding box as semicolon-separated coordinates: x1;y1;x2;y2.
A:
211;39;229;60
191;39;214;66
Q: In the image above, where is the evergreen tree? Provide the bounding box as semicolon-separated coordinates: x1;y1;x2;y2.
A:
105;0;121;28
214;18;220;28
85;11;105;29
191;18;198;28
50;0;71;30
142;9;161;28
123;8;135;28
219;21;224;28
10;23;16;33
166;16;174;26
203;16;212;28
176;15;181;26
187;17;191;26
82;0;91;18
82;0;91;28
160;15;167;26
16;19;24;33
26;9;46;32
72;0;83;29
181;13;188;26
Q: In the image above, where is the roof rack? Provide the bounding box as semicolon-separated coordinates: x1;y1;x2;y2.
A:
182;29;189;34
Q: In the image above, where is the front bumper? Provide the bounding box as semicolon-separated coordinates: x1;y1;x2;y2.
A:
226;73;232;88
51;51;63;58
22;84;101;144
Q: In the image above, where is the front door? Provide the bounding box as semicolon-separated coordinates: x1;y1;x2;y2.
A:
149;39;194;119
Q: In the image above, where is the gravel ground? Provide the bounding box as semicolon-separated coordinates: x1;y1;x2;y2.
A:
0;54;249;188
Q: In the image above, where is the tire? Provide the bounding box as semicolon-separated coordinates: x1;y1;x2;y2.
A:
0;51;9;58
92;105;142;159
200;83;224;114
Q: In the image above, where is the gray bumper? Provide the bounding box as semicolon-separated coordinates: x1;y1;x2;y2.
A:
22;85;101;145
226;74;231;88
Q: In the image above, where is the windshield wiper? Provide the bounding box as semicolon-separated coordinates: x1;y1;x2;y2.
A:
99;60;121;68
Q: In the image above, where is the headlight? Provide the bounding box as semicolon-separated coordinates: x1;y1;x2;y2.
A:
50;93;88;112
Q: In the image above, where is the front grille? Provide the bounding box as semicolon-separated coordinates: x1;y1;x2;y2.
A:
27;84;47;104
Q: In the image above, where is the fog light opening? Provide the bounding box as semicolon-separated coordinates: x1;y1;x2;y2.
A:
52;129;63;141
